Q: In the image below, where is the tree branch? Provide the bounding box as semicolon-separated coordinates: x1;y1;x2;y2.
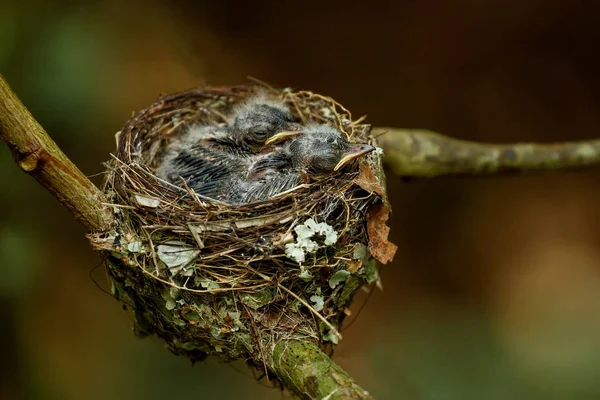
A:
0;74;113;231
268;339;373;400
375;127;600;178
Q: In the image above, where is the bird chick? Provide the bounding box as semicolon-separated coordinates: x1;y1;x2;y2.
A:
156;92;302;199
248;124;376;177
284;124;376;174
227;124;375;204
156;125;238;198
228;91;303;151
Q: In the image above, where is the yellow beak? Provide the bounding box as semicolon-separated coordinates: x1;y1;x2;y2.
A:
333;144;376;171
265;130;303;145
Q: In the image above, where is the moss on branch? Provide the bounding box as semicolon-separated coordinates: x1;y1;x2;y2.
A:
268;339;373;400
375;127;600;178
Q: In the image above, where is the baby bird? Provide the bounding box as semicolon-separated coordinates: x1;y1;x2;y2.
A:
228;91;303;152
156;93;302;198
226;124;375;204
285;124;375;174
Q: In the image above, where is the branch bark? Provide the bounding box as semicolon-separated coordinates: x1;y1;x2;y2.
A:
268;339;373;400
0;74;113;231
375;127;600;178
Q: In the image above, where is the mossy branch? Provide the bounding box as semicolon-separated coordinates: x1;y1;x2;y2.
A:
268;339;373;400
375;127;600;178
0;74;113;231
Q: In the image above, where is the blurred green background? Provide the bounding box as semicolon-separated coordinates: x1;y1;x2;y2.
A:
2;1;600;399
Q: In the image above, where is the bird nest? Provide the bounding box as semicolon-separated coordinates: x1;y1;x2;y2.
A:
89;84;396;366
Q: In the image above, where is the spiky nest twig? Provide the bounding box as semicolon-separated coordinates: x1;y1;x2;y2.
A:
88;84;394;366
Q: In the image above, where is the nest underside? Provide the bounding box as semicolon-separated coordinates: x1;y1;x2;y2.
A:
90;84;387;364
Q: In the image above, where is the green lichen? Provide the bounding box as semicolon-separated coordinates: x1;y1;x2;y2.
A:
270;339;371;399
240;288;274;310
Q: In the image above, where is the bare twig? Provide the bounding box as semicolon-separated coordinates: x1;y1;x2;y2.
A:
375;127;600;178
0;74;113;231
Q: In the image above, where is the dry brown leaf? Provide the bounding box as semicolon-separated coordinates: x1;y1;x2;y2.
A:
354;161;387;197
366;202;398;264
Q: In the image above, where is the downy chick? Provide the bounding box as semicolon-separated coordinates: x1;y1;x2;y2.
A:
156;93;302;198
226;124;375;204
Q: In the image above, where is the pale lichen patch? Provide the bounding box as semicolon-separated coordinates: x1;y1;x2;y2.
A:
284;218;339;263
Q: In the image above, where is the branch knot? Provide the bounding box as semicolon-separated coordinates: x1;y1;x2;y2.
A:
16;147;47;172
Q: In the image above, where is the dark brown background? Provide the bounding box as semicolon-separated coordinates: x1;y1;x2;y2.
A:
1;1;600;399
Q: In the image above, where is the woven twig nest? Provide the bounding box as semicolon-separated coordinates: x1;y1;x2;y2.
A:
89;84;396;367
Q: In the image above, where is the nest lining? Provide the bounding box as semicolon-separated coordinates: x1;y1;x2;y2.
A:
91;84;388;363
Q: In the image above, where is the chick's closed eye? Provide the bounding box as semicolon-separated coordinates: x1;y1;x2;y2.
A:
248;125;270;139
